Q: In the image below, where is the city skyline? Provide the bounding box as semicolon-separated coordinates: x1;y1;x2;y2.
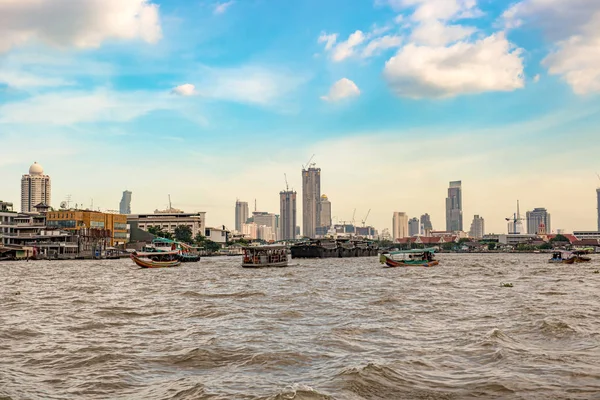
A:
0;0;599;234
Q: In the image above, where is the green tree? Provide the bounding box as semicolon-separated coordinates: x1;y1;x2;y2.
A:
458;238;470;244
538;242;552;250
550;234;570;243
488;242;496;251
441;242;454;251
147;225;173;239
204;240;221;253
174;225;193;244
194;233;205;245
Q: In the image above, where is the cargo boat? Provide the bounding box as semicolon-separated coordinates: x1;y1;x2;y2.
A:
290;239;378;259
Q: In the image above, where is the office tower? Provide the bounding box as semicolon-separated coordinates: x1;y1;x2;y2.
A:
445;181;463;232
597;189;600;231
408;217;420;237
526;208;551;235
119;190;132;214
235;200;249;233
302;166;321;238
280;190;297;240
319;194;332;228
392;212;408;240
420;213;433;232
21;162;51;213
469;215;485;239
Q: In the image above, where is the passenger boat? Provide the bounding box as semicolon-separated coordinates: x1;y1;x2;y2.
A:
572;250;592;263
548;251;576;264
242;245;288;268
380;248;438;268
131;251;181;268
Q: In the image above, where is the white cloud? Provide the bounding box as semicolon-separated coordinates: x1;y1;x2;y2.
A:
320;78;361;102
0;90;173;125
362;35;403;58
171;83;197;96
0;70;73;89
196;66;308;106
410;20;475;46
214;1;235;15
331;31;366;62
504;0;600;94
533;74;540;83
384;33;525;98
0;0;161;53
318;32;338;51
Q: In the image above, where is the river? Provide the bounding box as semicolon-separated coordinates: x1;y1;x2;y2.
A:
1;254;599;399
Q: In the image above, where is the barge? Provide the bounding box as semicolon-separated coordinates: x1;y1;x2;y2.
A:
290;239;378;259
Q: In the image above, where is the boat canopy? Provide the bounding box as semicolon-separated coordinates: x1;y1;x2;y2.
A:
389;248;436;255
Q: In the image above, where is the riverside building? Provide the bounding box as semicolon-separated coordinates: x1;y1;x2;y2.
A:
21;162;51;213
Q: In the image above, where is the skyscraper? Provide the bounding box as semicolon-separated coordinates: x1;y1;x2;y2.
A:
597;188;600;231
235;200;249;233
526;208;551;235
408;217;420;237
119;190;132;214
469;215;485;239
392;212;408;240
253;211;277;241
319;194;332;228
21;162;51;213
280;190;297;240
302;166;321;238
445;181;463;232
420;213;433;232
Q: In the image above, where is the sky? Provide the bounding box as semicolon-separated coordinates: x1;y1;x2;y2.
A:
0;0;599;234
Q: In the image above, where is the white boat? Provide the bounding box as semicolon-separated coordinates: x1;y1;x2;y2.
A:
242;245;288;268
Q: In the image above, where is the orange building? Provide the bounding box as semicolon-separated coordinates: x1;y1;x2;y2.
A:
46;210;128;247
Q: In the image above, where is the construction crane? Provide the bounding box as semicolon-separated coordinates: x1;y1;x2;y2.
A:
351;208;356;226
362;209;371;227
505;200;525;234
302;154;315;170
284;173;289;191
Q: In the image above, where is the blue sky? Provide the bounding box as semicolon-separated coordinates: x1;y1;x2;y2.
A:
1;0;599;233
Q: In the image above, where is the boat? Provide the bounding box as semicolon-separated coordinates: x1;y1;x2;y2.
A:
290;239;379;259
380;248;438;268
142;237;201;262
548;251;576;264
131;251;181;268
572;250;592;263
242;245;288;268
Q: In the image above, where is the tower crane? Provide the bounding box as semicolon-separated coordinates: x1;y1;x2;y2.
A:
284;173;289;191
362;209;371;227
302;154;315;170
352;208;356;226
505;200;525;235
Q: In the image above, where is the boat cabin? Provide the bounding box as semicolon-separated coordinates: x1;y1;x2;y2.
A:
242;245;288;268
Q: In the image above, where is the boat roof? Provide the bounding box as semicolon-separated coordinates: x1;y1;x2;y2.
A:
244;245;287;250
389;247;436;254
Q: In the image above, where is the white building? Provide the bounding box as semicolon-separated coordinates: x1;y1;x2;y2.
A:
242;223;258;239
128;211;206;238
469;215;485;239
0;201;16;246
392;212;408;240
21;162;51;213
204;226;230;245
257;225;276;242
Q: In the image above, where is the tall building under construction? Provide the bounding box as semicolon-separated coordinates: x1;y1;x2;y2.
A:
302;166;321;238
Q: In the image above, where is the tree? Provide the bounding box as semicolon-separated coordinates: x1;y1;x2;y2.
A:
550;234;570;243
488;242;496;251
194;233;205;245
538;242;552;250
147;225;173;239
174;225;193;244
441;242;454;251
204;240;221;253
458;238;470;244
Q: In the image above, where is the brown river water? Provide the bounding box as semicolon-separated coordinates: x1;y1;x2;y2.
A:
1;254;599;400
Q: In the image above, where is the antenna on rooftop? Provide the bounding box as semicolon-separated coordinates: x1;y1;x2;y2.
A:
255;199;257;212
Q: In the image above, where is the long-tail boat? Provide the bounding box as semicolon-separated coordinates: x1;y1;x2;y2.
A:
548;251;576;264
380;248;438;268
131;251;181;268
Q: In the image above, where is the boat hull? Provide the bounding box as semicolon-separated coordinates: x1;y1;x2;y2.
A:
381;255;438;268
548;258;575;264
242;260;288;268
574;256;591;263
131;254;181;268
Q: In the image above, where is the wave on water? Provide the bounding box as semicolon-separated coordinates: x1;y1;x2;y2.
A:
257;384;333;400
535;318;578;337
182;291;266;299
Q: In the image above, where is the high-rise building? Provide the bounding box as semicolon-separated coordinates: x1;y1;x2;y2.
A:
302;166;321;238
420;213;433;233
21;162;51;213
526;208;551;235
408;217;420;237
280;190;297;240
253;211;277;240
445;181;463;232
235;200;249;233
119;190;132;215
597;188;600;231
469;215;485;239
392;212;408;240
319;194;332;228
